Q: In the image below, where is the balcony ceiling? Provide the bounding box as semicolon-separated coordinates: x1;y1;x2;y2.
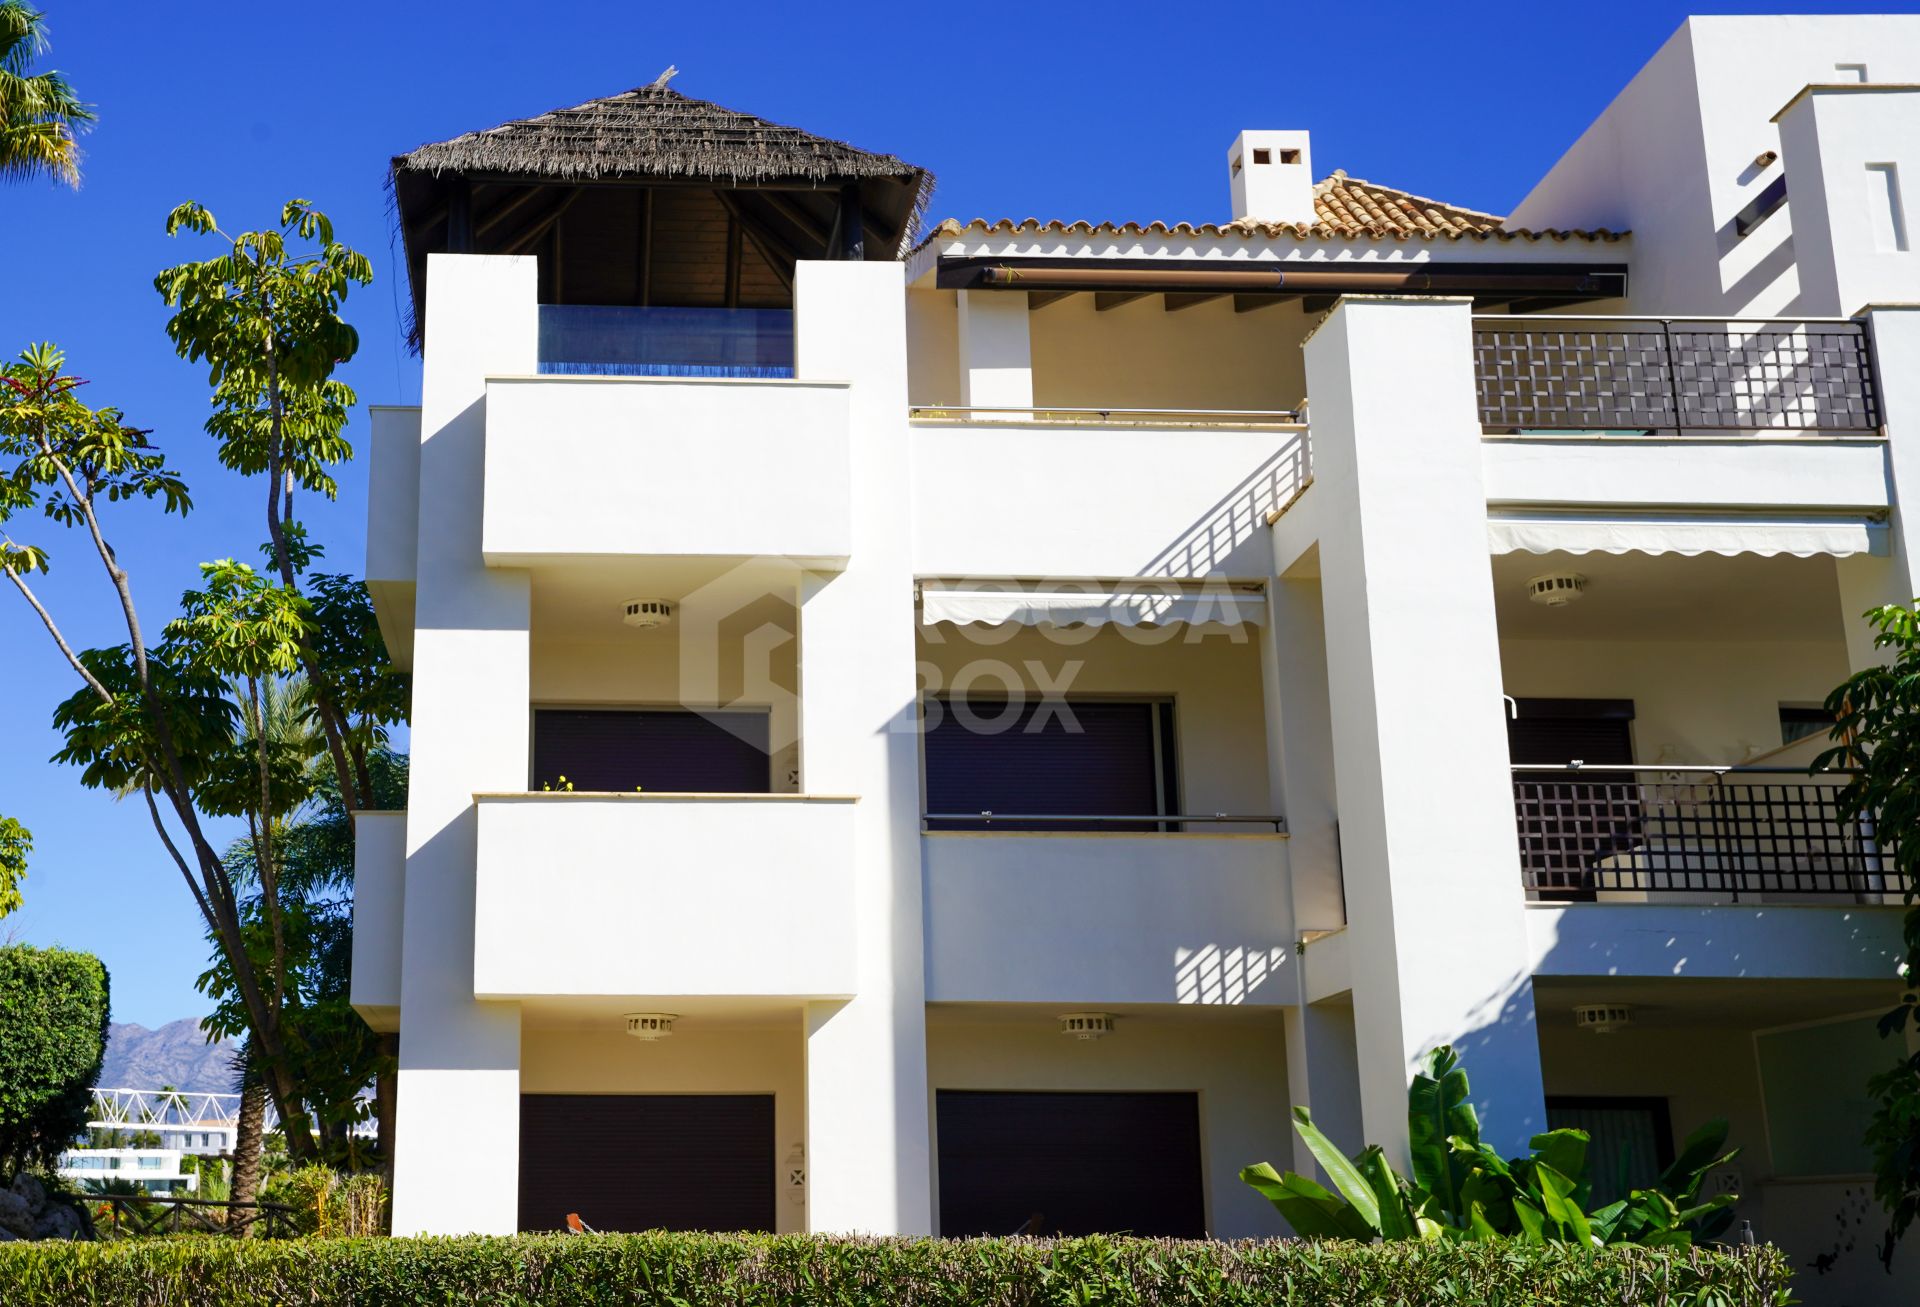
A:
1491;550;1844;642
527;557;800;642
1533;975;1893;1030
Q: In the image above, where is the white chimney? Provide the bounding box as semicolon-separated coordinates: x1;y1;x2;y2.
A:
1227;130;1315;226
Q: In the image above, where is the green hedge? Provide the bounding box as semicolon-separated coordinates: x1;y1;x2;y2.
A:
0;943;110;1174
0;1231;1792;1306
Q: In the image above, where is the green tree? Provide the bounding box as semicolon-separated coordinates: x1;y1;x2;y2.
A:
0;943;108;1174
1817;602;1920;1258
0;815;27;918
0;2;90;187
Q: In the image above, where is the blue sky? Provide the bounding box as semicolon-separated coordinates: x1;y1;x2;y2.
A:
0;0;1888;1028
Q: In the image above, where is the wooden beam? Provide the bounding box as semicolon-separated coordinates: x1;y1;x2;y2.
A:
1233;294;1295;314
1094;291;1149;312
639;188;652;306
500;188;584;256
1027;290;1076;310
725;213;743;308
446;178;474;253
715;192;798;295
474;185;543;238
758;192;830;248
1163;293;1224;312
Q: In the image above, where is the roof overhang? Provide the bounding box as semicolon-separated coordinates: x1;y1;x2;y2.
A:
928;254;1628;310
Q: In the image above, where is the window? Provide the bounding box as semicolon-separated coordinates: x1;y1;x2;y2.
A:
922;698;1179;831
138;1156;163;1170
1546;1097;1672;1206
530;707;771;794
1779;705;1836;746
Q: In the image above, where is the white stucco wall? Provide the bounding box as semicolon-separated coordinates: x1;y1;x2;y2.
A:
1528;903;1906;982
520;1020;808;1234
348;810;406;1031
923;834;1293;1006
1511;15;1920;317
1481;438;1891;513
912;422;1306;580
482;376;852;567
1499;636;1853;768
392;253;537;1237
365;405;421;669
925;1009;1293;1240
472;795;857;999
1777;86;1920;315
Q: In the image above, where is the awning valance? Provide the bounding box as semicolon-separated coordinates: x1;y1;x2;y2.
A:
1488;512;1887;559
919;585;1266;629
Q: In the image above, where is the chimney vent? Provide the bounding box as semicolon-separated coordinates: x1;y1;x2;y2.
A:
1228;130;1315;226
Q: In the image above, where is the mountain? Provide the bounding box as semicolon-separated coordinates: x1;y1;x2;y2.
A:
97;1020;238;1093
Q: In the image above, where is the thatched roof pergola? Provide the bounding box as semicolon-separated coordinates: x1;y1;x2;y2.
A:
390;81;934;348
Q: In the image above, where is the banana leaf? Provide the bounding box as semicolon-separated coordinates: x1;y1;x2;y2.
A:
1238;1163;1376;1240
1290;1106;1384;1235
1356;1146;1419;1240
1408;1047;1478;1225
1532;1162;1595;1246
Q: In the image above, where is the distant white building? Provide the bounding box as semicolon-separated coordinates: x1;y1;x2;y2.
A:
55;1147;198;1196
354;14;1920;1306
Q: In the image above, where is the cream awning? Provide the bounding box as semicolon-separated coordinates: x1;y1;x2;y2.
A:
1488;512;1887;559
919;584;1266;628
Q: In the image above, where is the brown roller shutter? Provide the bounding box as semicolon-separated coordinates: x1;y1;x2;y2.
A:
935;1090;1206;1237
518;1094;775;1233
531;708;771;793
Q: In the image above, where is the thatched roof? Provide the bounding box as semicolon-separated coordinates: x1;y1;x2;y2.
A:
393;82;930;200
389;81;934;348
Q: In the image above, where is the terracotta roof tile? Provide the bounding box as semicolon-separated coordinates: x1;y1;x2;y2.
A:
922;170;1625;247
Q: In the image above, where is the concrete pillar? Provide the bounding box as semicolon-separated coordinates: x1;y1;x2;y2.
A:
390;254;536;1236
1301;296;1547;1165
1838;306;1920;667
793;260;932;1234
1263;576;1344;933
1282;1001;1364;1179
956;289;1033;413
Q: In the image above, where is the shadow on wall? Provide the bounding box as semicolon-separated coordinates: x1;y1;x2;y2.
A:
1174;945;1291;1006
1138;432;1309;581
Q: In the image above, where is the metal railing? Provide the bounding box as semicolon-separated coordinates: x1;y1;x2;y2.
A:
908;405;1304;427
1473;317;1881;435
1511;764;1897;899
91;1193;299;1239
923;812;1287;833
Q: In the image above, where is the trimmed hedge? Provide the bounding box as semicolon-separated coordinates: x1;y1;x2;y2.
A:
0;1231;1792;1306
0;943;110;1173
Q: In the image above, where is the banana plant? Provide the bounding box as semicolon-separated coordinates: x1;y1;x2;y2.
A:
1240;1046;1740;1247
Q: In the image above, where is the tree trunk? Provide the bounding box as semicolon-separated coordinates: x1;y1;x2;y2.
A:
229;1049;269;1238
376;1033;398;1209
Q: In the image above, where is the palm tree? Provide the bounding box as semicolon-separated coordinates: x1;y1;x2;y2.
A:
0;2;92;187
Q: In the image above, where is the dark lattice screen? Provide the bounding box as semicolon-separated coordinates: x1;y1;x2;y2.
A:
1473;319;1880;434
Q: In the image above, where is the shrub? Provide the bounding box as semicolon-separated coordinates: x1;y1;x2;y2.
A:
0;943;110;1175
261;1165;386;1237
0;1230;1792;1306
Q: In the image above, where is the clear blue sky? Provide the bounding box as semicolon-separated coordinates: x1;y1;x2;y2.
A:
0;1;1886;1028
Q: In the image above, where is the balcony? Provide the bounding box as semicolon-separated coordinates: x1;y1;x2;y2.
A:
1472;317;1882;437
909;407;1308;579
481;369;851;568
471;793;857;1000
1511;764;1900;903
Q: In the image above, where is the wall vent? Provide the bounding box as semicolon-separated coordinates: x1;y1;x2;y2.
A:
1572;1003;1633;1034
1059;1012;1117;1041
624;1012;678;1040
623;599;675;629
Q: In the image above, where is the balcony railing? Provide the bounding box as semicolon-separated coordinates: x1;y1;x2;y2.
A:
1511;764;1900;899
536;304;794;378
1473;317;1881;436
923;812;1288;833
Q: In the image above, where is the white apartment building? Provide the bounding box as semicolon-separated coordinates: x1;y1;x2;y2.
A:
353;16;1920;1303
